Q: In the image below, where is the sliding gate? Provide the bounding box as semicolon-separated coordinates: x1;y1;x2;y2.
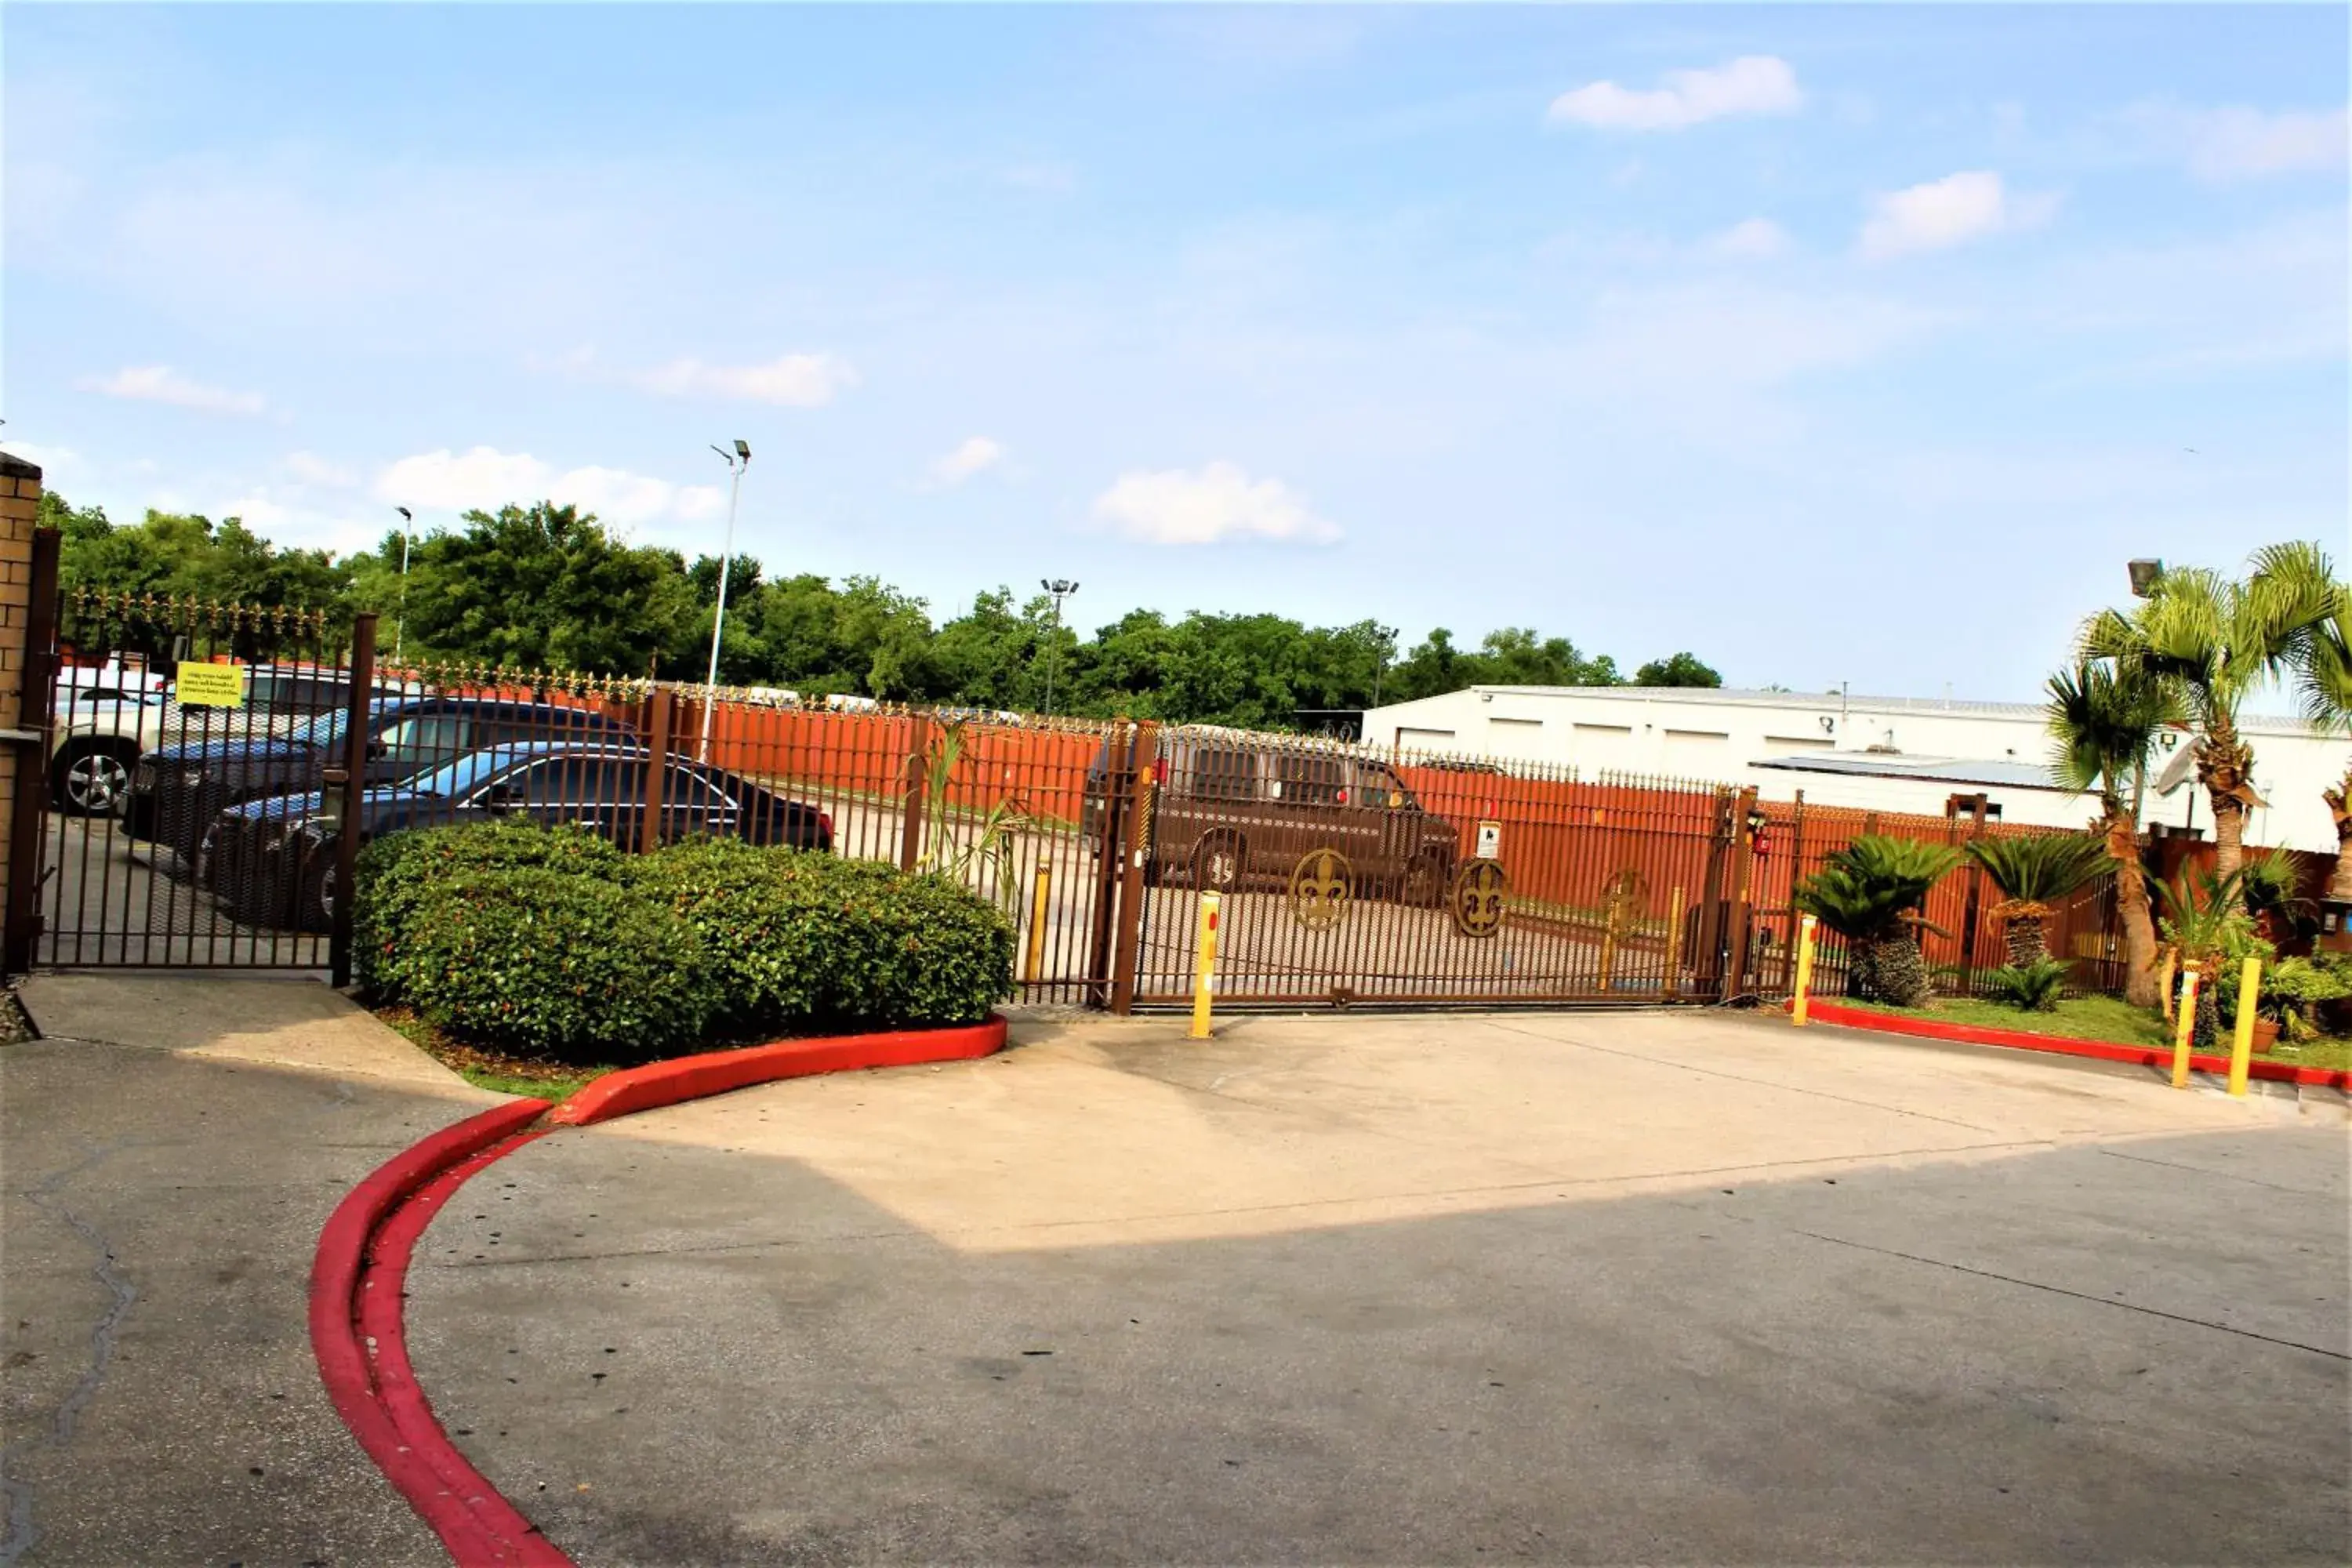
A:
1122;729;1764;1009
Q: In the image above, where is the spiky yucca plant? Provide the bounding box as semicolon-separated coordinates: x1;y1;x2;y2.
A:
1962;833;2110;969
1795;835;1961;1007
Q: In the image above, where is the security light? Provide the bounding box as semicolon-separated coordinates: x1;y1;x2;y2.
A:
2128;559;2165;597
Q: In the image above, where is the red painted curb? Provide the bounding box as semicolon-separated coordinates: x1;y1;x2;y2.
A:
545;1014;1010;1127
310;1099;564;1566
1799;999;2352;1089
313;1014;1009;1566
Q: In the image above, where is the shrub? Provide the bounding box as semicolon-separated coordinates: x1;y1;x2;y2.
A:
355;819;626;1002
357;820;1016;1058
2259;956;2352;1040
1795;835;1961;1007
1984;956;2071;1012
631;839;1014;1033
391;866;721;1062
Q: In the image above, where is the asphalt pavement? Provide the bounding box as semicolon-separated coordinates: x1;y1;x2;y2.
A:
407;1009;2352;1566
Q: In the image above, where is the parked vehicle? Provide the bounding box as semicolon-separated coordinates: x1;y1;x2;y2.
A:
1083;729;1460;902
49;662;350;818
202;740;833;931
129;695;615;855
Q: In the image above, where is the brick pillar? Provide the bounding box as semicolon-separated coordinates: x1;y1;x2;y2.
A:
0;452;42;967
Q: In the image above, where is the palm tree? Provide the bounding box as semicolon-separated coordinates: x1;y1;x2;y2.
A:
1795;835;1961;1007
2045;661;2176;1007
2082;552;2334;881
1962;833;2110;970
2262;542;2351;903
2154;866;2252;1047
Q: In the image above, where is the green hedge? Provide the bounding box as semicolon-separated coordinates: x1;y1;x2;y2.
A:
357;822;1014;1062
354;818;627;999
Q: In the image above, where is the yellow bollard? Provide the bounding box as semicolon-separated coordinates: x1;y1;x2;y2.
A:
2171;962;2202;1089
2227;954;2262;1098
1189;891;1221;1040
1791;913;1820;1027
1663;885;1686;1000
1022;864;1052;985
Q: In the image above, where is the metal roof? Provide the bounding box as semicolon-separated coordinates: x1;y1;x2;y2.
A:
1453;684;2310;733
1748;752;2071;792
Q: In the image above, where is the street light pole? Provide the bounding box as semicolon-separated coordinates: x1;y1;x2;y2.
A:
1370;622;1398;710
1040;579;1078;717
699;440;752;762
393;507;413;664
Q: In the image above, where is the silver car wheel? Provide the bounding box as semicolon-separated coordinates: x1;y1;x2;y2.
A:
64;752;131;815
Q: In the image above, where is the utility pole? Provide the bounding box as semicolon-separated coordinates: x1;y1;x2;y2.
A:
1370;622;1399;710
393;507;413;664
1040;579;1078;717
699;441;751;762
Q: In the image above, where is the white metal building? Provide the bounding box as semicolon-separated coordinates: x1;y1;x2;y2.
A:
1361;685;2349;854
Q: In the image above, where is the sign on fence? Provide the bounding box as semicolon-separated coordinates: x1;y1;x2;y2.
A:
174;663;247;707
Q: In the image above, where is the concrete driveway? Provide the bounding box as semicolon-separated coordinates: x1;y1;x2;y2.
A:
1;975;504;1566
409;1010;2350;1565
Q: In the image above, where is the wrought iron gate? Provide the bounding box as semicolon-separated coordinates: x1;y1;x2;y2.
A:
1120;728;1759;1009
12;549;369;973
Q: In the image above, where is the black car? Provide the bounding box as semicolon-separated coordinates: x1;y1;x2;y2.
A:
202;740;833;931
130;695;628;856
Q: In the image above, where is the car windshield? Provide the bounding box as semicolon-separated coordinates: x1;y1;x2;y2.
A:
394;748;532;800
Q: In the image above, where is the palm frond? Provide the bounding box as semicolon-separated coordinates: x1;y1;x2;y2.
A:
1963;833;2109;903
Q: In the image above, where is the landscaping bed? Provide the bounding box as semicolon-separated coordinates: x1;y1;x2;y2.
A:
355;819;1016;1073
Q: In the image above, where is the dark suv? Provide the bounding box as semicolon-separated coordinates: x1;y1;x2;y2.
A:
129;696;628;856
1087;730;1459;902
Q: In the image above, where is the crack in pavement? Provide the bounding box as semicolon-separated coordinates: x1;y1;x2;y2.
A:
2;1140;140;1567
1790;1227;2350;1362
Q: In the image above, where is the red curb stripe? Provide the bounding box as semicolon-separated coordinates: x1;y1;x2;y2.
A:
311;1099;564;1566
545;1014;1009;1127
1800;1000;2352;1089
314;1014;1009;1565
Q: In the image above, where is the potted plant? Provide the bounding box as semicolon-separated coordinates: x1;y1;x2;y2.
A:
2259;956;2352;1047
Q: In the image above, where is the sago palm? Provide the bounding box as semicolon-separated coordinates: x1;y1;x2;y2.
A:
2082;550;2334;880
1962;833;2110;969
1795;835;1960;1007
2045;660;2175;1006
2262;541;2351;903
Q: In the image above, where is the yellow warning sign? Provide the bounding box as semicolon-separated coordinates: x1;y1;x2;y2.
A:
175;663;247;708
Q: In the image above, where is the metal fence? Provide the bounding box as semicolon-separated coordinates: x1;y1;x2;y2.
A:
6;532;2179;1011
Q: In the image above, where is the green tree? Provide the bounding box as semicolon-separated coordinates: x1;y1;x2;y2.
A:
399;502;696;675
2045;660;2178;1007
1634;652;1723;688
2261;542;2352;905
2083;550;2335;879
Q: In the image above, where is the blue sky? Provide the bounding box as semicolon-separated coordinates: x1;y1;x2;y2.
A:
7;4;2346;699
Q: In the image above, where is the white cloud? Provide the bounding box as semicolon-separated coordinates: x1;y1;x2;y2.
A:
76;365;266;416
1859;171;2057;260
544;465;678;526
673;485;727;521
375;447;549;512
931;436;1005;486
1706;218;1791;260
2176;106;2348;181
283;451;358;488
1548;56;1803;132
372;445;717;527
1091;462;1341;546
636;353;856;406
0;441;80;476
